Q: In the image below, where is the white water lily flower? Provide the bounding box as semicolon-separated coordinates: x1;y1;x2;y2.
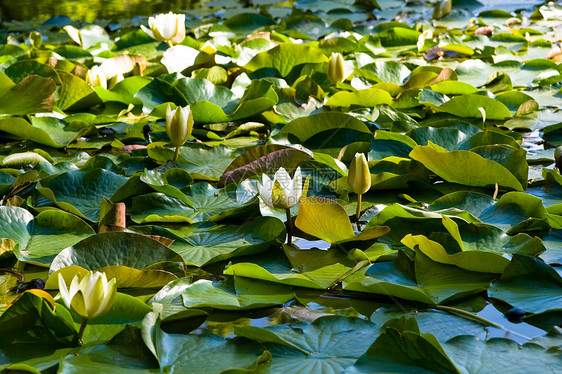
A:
141;12;186;45
258;167;303;210
58;271;116;319
85;65;107;89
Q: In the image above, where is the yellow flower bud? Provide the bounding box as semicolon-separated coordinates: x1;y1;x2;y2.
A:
58;271;116;319
166;105;194;147
141;12;186;46
348;153;371;195
328;52;345;83
29;31;42;49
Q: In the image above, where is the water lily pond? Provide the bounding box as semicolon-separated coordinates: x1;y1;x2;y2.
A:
0;0;561;372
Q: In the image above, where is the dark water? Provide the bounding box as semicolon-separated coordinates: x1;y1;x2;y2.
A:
0;0;201;23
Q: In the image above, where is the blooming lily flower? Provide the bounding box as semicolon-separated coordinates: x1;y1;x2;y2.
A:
58;271;116;320
86;66;107;89
258;167;303;210
258;167;304;244
141;12;186;47
166;104;194;162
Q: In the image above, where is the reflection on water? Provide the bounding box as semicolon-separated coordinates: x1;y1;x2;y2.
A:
0;0;201;22
476;303;546;344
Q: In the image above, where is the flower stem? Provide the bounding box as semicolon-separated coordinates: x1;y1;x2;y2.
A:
432;305;504;329
173;146;181;163
285;208;293;245
166;40;174;48
356;193;362;232
77;318;88;344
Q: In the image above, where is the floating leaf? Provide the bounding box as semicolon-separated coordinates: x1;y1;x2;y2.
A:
244;44;328;76
49;232;183;273
409;145;524;191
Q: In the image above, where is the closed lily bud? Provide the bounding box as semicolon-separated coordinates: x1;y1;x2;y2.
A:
58;271;116;319
555;146;562;169
258;167;303;210
141;12;186;46
29;31;42;48
166;105;194;147
348;153;371;195
86;66;107;89
328;52;345;83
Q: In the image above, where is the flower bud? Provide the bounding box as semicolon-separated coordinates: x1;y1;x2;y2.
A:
555;146;562;169
348;153;371;195
29;31;42;49
86;66;107;89
328;52;345;83
166;105;194;147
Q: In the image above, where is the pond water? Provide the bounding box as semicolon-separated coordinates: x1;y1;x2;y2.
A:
0;0;201;22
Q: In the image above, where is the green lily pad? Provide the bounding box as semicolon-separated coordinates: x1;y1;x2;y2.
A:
131;183;253;224
15;210;95;266
179;277;293;310
95;76;150;105
325;88;393;109
348;317;458;374
343;251;494;304
0;73;55;115
488;254;562;314
0;117;91;148
143;308;268;373
437;94;512;120
225;244;364;289
277;112;372;157
37;169;128;221
49;232;183;273
295;197;390;244
244;43;328;77
409;145;524;191
235;316;379;373
0;290;75;347
57;71;102;111
143;217;285;266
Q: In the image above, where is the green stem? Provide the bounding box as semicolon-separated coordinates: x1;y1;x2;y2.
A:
356;193;362;232
432;305;504;329
166;40;174;48
285;208;293;245
77;318;88;344
173;146;181;163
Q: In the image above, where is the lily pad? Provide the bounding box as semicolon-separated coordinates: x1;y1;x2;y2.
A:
49;232;183;274
409;145;525;191
235;316;379;373
488;254;562;314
